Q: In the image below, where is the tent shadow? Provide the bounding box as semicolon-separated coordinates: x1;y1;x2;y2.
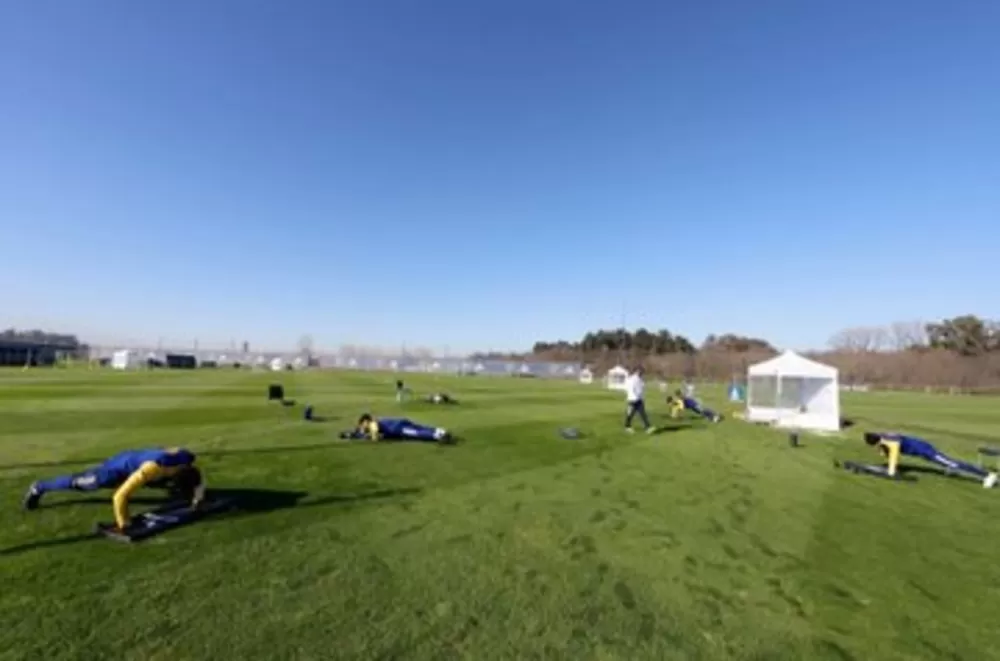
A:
0;532;98;556
0;486;421;557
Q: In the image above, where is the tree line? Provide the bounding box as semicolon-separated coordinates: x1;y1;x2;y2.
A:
12;316;1000;389
528;315;1000;390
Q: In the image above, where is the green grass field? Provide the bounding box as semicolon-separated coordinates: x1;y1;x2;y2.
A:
1;370;998;661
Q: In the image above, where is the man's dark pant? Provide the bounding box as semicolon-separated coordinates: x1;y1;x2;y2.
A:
625;399;651;430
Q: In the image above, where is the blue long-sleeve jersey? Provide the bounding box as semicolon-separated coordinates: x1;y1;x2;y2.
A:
102;448;197;480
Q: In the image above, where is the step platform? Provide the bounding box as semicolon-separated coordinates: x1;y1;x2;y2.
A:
95;498;235;543
835;460;916;482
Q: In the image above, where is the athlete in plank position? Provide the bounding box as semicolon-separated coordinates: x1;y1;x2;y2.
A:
864;432;998;488
667;391;722;422
341;414;453;444
23;447;205;530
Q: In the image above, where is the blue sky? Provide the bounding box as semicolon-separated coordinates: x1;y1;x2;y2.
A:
1;1;997;353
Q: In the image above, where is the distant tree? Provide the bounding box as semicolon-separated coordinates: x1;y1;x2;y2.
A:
828;326;888;352
701;333;776;353
925;315;998;355
531;327;697;357
888;321;929;351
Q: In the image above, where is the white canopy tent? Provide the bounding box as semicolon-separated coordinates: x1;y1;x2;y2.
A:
746;350;840;432
110;349;138;370
605;365;629;391
579;368;594;385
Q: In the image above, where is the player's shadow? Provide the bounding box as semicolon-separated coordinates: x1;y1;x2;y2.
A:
648;422;698;435
896;465;978;482
0;486;421;557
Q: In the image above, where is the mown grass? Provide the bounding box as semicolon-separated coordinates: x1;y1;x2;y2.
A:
1;369;998;660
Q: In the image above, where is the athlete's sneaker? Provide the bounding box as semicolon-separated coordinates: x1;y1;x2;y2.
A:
984;473;998;489
22;483;42;510
625;427;635;434
646;427;657;434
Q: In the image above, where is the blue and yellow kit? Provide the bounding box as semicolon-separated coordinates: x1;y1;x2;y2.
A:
29;447;204;528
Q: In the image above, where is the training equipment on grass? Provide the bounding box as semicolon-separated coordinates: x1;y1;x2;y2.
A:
304;406;330;422
834;460;915;482
559;427;582;440
978;446;1000;471
268;384;284;401
95;498;235;543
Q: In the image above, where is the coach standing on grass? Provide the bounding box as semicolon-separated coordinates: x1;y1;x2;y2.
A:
624;366;655;434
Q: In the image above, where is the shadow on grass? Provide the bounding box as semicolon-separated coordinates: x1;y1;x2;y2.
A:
649;422;699;435
897;464;979;482
0;486;421;557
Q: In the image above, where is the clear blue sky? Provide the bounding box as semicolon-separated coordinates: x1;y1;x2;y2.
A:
2;1;997;353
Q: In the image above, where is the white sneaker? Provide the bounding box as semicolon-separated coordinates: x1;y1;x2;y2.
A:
984;473;998;489
433;427;447;440
625;427;635;434
646;427;656;434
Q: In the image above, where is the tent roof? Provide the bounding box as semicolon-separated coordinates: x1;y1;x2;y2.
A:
606;365;629;375
747;350;837;378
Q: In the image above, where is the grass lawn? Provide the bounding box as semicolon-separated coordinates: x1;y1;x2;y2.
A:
1;369;998;661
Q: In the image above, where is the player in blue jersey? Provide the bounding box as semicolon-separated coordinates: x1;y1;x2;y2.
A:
341;414;453;444
23;447;205;529
864;432;998;488
667;390;722;422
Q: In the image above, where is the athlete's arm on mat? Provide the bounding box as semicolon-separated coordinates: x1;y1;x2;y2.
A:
112;461;168;529
878;440;901;476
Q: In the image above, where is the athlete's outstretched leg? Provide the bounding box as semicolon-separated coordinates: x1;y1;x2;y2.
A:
698;405;721;422
24;467;114;510
687;400;721;422
398;422;448;442
927;452;989;479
